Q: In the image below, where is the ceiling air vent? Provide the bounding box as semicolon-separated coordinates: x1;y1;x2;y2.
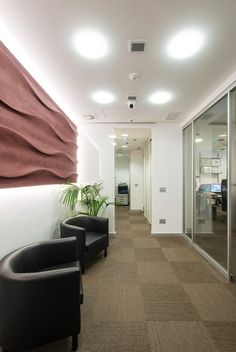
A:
165;112;181;121
129;40;146;53
127;96;137;101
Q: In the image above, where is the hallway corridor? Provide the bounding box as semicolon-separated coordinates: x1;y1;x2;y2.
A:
34;207;236;352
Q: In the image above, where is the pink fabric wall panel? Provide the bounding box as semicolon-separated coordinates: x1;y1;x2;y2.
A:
0;42;77;188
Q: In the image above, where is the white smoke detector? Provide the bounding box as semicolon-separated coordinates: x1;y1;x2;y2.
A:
129;72;140;80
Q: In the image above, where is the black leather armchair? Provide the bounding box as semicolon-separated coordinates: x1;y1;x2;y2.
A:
0;237;82;352
60;216;109;274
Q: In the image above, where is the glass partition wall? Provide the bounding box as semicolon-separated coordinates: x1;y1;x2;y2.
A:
230;88;236;278
183;93;230;275
194;96;228;269
183;125;193;239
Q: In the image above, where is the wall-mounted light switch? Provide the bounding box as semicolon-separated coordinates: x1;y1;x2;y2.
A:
159;187;166;192
159;219;166;224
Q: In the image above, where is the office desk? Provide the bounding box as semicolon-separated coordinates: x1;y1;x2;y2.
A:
197;192;222;221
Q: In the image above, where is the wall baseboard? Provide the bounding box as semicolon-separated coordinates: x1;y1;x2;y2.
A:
151;232;184;236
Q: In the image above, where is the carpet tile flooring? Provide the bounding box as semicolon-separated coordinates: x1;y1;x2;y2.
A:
26;206;236;352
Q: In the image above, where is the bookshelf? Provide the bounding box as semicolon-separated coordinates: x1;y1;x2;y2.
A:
200;158;221;174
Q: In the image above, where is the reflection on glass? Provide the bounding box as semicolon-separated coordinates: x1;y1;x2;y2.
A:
230;88;236;276
183;125;192;238
194;95;228;268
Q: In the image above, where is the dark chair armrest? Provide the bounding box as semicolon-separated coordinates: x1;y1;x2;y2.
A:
60;222;86;247
0;267;81;346
71;216;109;234
67;216;109;234
3;238;78;273
91;216;109;234
60;221;86;267
40;237;78;265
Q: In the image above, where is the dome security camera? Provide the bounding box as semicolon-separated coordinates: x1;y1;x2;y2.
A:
127;100;136;110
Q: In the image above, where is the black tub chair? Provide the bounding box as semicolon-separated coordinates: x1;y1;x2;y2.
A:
0;237;82;352
60;215;109;274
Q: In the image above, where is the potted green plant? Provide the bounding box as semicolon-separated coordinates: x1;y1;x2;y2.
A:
59;181;113;216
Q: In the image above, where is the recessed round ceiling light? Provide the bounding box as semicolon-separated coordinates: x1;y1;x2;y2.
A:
195;138;203;143
167;29;204;59
92;91;114;104
73;30;108;59
122;145;128;148
149;91;172;104
121;133;129;137
109;134;116;139
129;72;140;80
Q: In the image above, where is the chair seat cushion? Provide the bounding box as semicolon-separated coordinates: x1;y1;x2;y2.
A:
42;261;79;271
85;232;107;253
41;261;83;304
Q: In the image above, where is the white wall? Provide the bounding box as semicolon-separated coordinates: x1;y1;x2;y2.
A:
0;185;69;259
0;31;78;260
144;139;152;224
77;124;115;234
0;122;183;258
115;156;130;186
0;122;115;260
77;130;100;184
78;123;183;234
130;150;144;211
151;123;183;234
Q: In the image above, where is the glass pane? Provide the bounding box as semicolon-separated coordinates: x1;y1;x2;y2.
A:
230;88;236;277
183;125;192;238
194;95;228;269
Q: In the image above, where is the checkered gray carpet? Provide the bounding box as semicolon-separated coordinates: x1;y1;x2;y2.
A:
31;206;236;352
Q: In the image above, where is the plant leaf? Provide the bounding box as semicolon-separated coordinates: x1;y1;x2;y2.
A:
59;183;80;211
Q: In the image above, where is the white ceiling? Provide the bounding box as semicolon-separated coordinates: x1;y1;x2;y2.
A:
114;128;151;154
1;0;236;124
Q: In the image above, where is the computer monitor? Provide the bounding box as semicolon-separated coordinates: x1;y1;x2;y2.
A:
211;183;221;193
199;184;211;193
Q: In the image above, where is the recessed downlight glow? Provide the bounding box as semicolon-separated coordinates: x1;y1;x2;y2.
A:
195;138;203;143
121;133;129;137
122;145;128;148
112;142;116;146
92;91;114;104
149;91;172;104
109;134;116;139
73;30;108;59
218;134;227;137
167;29;205;59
